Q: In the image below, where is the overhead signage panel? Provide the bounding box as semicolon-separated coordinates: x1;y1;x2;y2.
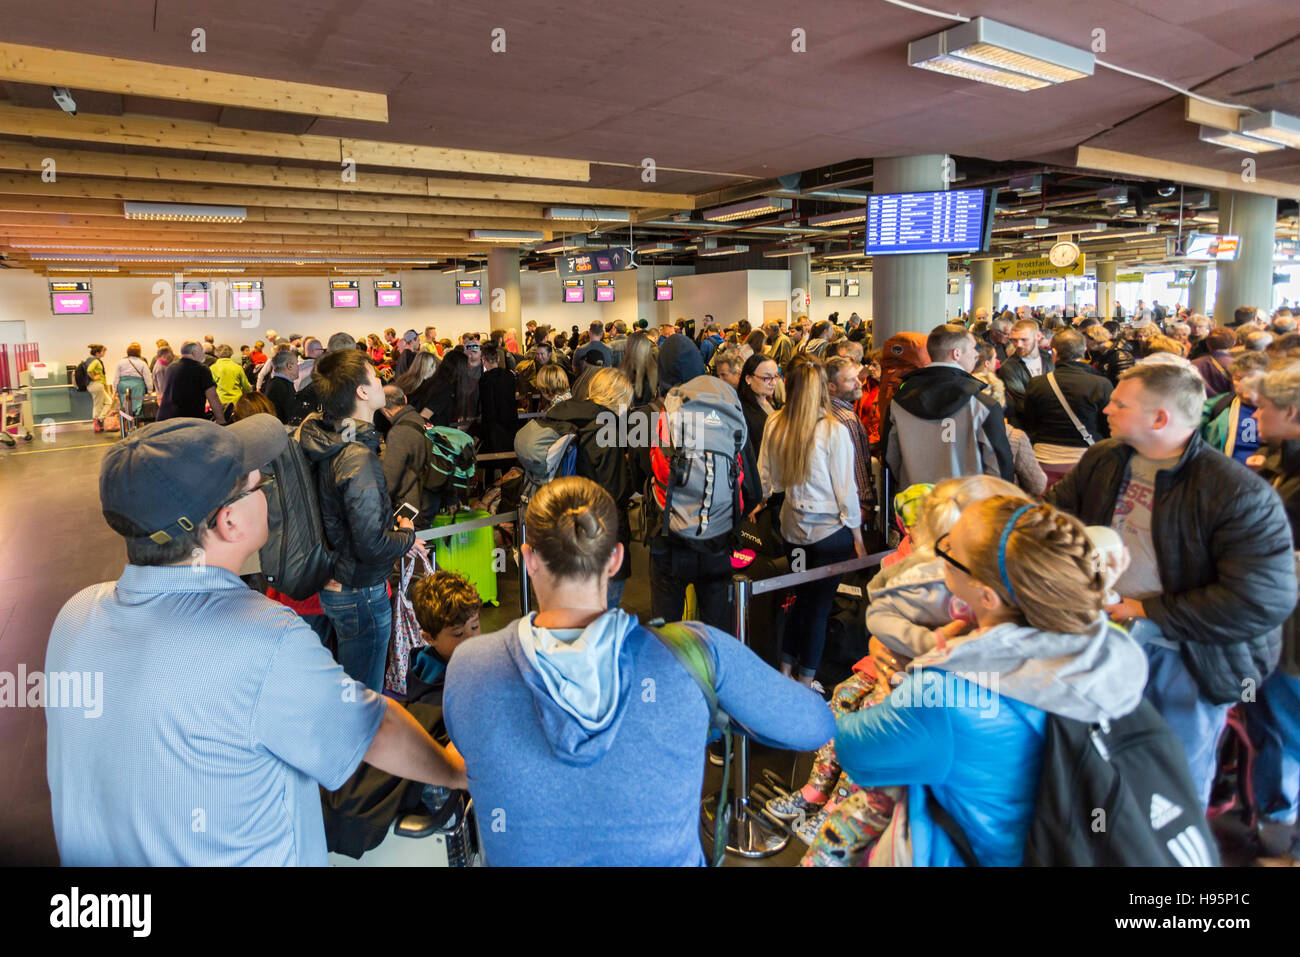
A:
557;247;635;279
992;254;1087;281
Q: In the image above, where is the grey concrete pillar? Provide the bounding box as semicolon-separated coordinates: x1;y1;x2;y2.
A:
870;155;949;341
487;247;522;339
1215;190;1277;323
789;254;811;321
1095;259;1117;320
970;258;994;319
1189;265;1209;316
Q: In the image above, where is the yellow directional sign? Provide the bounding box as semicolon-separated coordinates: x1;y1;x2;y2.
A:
1117;272;1144;283
992;254;1087;281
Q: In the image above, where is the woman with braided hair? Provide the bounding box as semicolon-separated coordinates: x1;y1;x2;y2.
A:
834;496;1148;866
441;475;834;865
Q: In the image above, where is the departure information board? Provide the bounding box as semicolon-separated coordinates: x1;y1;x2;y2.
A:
865;188;991;255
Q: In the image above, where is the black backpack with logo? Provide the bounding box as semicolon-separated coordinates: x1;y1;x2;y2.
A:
73;358;92;392
930;697;1220;867
259;435;336;600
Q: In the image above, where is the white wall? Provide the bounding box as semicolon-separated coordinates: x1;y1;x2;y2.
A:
0;264;709;370
809;271;871;324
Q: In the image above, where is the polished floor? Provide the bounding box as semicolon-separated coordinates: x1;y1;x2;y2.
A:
0;423;820;866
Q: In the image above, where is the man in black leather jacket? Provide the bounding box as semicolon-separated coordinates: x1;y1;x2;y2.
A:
301;349;426;692
997;319;1054;428
1047;362;1296;807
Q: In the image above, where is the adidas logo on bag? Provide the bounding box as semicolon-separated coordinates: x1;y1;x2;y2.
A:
1149;793;1183;830
1165;824;1214;867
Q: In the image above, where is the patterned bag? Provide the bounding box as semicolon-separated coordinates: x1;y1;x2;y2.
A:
385;548;435;695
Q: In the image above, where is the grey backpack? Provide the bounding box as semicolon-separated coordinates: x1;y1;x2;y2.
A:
513;417;579;502
648;375;748;541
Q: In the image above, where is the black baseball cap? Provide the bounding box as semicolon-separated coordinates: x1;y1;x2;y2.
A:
100;414;287;544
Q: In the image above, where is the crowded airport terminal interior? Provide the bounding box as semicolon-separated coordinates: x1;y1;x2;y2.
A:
0;1;1299;905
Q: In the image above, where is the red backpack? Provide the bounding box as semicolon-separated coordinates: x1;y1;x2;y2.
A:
876;332;930;428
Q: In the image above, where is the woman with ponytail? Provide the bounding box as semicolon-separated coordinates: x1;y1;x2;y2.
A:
834;496;1148;866
442;475;834;866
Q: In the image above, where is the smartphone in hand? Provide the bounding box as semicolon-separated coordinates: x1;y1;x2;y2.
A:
394;502;419;526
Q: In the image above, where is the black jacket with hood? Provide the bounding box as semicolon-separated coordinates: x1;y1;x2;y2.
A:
884;364;1014;489
299;416;415;588
1046;433;1295;702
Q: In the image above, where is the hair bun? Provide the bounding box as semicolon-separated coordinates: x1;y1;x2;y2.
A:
567;507;601;541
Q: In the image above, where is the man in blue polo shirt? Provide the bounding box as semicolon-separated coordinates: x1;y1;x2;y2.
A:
45;415;465;866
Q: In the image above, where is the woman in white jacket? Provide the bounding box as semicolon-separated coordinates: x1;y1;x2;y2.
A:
756;357;865;689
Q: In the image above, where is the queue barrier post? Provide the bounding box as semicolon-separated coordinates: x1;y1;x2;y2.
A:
699;573;790;859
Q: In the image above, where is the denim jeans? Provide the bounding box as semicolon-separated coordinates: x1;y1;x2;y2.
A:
1139;638;1232;811
781;526;855;679
319;582;392;693
1247;670;1300;829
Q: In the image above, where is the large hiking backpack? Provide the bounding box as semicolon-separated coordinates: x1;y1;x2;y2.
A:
73;358;92;392
397;420;477;506
260;436;336;600
876;332;930;428
513;416;578;500
648;375;747;542
930;693;1219;867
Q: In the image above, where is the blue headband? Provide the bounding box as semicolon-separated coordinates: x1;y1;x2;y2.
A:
996;504;1036;607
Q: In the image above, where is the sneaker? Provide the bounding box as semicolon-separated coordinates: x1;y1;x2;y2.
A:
794;806;831;845
707;738;725;767
765;790;826;821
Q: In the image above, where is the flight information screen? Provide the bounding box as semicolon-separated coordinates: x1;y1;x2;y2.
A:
865;188;990;255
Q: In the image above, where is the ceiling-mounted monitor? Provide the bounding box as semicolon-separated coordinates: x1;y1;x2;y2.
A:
176;281;212;313
1181;233;1240;261
654;278;673;301
826;279;843;297
562;279;585;303
230;280;264;312
329;279;360;308
845;278;861;297
48;280;93;315
865;187;993;255
374;279;402;307
456;279;482;305
595;278;615;302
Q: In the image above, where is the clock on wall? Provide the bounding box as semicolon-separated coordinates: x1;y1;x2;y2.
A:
1049;240;1080;268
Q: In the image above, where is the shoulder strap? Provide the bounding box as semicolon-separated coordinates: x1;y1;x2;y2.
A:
1210;355;1227;378
1046;372;1094;445
925;788;981;867
646;622;732;867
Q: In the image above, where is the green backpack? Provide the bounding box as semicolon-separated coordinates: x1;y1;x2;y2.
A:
647;621;734;868
397;421;477;505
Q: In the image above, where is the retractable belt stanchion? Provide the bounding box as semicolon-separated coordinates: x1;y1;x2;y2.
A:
517;511;531;617
699;573;790;859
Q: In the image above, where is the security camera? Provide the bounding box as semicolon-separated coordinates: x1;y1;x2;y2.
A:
51;86;77;115
1155;182;1177;198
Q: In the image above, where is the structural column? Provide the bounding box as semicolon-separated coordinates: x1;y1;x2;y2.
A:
487;247;522;338
870;155;948;341
789;253;811;321
1095;259;1117;320
970;258;994;319
1189;265;1209;316
1215;190;1278;322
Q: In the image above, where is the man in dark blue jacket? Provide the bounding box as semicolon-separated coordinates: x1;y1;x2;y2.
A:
1047;362;1296;807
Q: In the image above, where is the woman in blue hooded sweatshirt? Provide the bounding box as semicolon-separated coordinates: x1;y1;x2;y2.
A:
443;475;835;866
836;497;1148;866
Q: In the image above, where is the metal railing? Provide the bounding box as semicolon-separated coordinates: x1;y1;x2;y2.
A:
415;508;530;617
701;547;893;859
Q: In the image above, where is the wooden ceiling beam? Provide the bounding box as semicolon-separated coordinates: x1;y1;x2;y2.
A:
0;143;691;207
0;103;589;180
0;42;388;122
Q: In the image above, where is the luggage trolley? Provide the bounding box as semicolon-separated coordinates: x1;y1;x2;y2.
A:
0;386;34;447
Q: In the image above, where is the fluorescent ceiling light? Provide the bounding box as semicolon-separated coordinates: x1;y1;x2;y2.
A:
467;230;545;241
635;242;682;254
544;208;630;222
535;235;589;253
807;208;865;228
1020;222;1105;238
763;245;816;257
1080;226;1157;241
992;218;1049;232
47;266;118;272
822;250;867;260
123;201;246;223
909;17;1094;92
698;244;749;257
702;196;791;223
1238;110;1300;150
1198;125;1284;154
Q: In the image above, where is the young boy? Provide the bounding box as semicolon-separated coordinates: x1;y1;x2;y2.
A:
406;571;483;707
